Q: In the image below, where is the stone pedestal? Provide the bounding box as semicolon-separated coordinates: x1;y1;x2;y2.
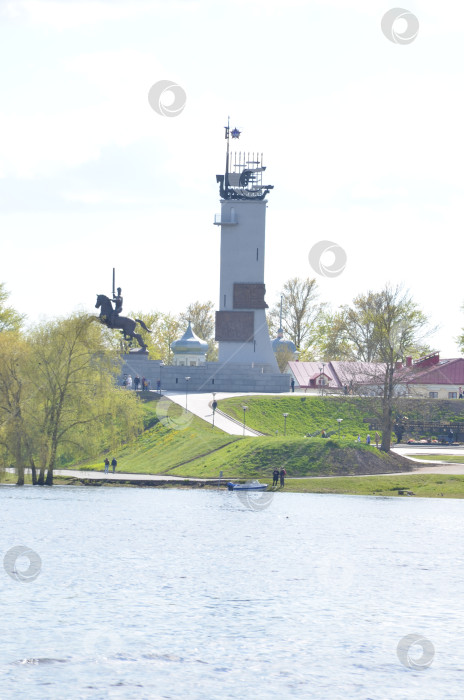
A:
119;355;289;393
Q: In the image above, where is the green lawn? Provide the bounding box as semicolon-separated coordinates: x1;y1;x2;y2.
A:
218;395;464;441
218;395;382;439
5;469;464;499
282;474;464;498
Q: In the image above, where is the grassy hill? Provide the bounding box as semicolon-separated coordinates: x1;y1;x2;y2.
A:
165;437;411;479
61;393;463;485
78;396;240;474
218;395;464;440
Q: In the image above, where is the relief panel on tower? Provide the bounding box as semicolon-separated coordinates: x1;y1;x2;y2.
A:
215;311;254;342
233;283;268;309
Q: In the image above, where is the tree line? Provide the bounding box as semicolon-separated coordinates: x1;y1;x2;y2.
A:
126;279;441;372
0;280;460;472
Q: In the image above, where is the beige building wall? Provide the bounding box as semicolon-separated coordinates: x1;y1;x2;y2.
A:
413;384;461;400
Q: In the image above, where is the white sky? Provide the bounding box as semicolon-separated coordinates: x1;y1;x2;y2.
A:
0;0;463;356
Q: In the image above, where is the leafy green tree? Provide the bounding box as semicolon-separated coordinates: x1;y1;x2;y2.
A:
341;285;431;452
0;333;33;485
115;311;180;364
123;303;218;363
26;314;143;485
311;311;353;362
317;293;433;363
274;345;297;372
0;283;24;332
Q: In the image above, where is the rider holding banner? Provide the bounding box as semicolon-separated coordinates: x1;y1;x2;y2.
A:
112;287;123;323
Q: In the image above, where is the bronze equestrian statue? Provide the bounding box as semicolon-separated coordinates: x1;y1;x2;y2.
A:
95;292;151;351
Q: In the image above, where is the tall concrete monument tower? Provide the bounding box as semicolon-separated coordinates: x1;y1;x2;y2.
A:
118;122;289;393
214;122;279;371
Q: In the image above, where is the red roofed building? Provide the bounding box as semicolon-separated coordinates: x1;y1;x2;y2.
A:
288;361;336;392
401;355;464;399
286;360;387;394
286;353;464;399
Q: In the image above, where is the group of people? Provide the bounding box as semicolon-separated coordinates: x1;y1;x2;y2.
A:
122;374;151;390
104;457;118;474
272;467;287;487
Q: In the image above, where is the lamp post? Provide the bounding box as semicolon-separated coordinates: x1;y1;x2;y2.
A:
336;418;343;439
185;376;191;411
212;392;217;429
159;362;164;394
283;413;289;436
242;405;248;436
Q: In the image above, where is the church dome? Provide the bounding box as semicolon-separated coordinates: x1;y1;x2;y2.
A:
272;328;297;355
171;322;209;355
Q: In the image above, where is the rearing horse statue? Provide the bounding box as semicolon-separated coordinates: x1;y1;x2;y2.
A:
95;294;151;351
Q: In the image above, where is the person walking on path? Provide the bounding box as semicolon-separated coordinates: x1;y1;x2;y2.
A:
375;432;380;448
111;458;117;474
134;375;141;391
290;378;295;393
272;468;279;487
366;434;371;445
126;375;133;390
279;467;286;487
104;458;109;474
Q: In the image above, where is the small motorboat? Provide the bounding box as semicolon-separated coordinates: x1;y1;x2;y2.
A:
227;480;268;491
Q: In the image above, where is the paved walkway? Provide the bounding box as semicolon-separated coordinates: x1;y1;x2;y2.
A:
393;446;464;457
390;445;464;474
163;390;285;436
7;467;215;484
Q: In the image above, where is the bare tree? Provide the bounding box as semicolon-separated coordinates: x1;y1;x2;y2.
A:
268;278;325;357
458;303;464;354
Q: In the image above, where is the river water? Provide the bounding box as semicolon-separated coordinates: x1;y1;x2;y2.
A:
0;485;463;699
